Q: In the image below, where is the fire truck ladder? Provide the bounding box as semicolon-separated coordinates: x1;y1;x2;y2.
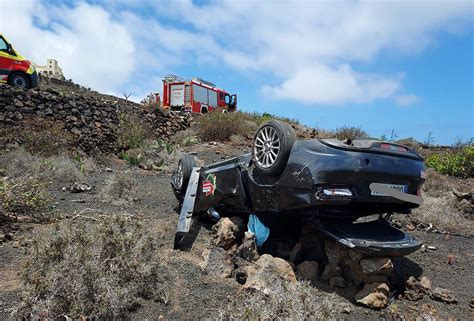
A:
174;166;201;250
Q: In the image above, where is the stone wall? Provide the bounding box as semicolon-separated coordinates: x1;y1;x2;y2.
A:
0;85;193;154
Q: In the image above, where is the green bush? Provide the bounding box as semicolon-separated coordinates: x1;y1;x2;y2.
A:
426;146;473;178
116;113;151;150
120;151;142;166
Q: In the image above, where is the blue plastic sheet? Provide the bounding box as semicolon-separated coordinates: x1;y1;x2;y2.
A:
247;213;270;247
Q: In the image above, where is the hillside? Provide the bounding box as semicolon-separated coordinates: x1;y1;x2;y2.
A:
0;82;473;319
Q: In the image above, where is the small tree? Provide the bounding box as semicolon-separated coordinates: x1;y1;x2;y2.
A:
424;131;435;145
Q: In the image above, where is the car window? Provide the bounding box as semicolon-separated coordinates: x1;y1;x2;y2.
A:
0;37;7;52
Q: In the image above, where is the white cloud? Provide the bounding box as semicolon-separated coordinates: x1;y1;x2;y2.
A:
395;94;421;106
145;0;472;105
261;64;401;105
1;0;472;104
0;0;135;93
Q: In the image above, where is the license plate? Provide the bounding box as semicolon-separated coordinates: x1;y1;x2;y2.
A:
371;183;408;196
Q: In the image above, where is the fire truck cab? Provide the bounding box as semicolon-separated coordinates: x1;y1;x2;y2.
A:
162;75;237;113
0;33;38;89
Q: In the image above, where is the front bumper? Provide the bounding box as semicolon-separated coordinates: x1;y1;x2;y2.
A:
29;71;39;88
314;219;422;256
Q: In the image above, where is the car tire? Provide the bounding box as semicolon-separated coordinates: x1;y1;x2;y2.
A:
253;120;296;176
9;72;30;89
176;155;196;194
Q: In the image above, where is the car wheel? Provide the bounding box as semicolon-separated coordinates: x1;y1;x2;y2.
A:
175;155;196;194
253;120;296;176
9;72;30;89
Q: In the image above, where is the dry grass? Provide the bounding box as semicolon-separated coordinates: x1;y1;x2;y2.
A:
422;168;453;198
195;111;254;141
0;175;51;220
15;215;166;319
0;149;84;183
100;171;138;205
169;128;200;147
408;196;474;235
0;117;73;156
334;125;368;141
220;281;342;319
392;168;474;235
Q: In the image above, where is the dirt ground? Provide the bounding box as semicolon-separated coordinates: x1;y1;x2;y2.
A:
1;143;473;319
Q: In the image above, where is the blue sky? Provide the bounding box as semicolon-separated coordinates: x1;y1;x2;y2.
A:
0;0;472;144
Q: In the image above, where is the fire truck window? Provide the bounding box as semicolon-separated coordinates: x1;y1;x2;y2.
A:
208;89;218;107
193;84;208;104
0;38;7;52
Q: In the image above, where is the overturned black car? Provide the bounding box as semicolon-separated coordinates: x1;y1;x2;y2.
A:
172;120;425;256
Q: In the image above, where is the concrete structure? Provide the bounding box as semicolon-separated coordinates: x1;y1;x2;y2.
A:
35;59;65;79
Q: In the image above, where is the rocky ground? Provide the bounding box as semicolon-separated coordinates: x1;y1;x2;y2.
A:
0;142;472;319
0;83;473;319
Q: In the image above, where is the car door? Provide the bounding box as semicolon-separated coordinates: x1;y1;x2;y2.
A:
0;36;14;84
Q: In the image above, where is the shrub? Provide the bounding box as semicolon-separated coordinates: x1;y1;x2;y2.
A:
16;215;166;319
334;125;368;141
121;151;142;166
426;146;473;178
195;111;253;141
239;111;300;127
0;175;51;219
0;148;40;178
116;113;151;150
0;149;84;183
220;282;340;319
169;129;199;147
41;155;84;183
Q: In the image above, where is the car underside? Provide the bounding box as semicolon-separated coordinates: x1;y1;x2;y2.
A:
171;120;425;256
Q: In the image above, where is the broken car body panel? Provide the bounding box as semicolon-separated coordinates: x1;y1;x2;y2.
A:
172;138;425;256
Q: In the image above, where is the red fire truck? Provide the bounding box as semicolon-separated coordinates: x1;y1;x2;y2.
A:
162;75;237;113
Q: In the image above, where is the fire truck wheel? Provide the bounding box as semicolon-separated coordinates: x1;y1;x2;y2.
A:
253;120;296;176
9;72;30;89
176;155;196;194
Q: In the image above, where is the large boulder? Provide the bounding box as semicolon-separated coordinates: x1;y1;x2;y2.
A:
211;217;245;250
244;254;297;295
295;261;319;282
200;247;233;278
355;282;390;309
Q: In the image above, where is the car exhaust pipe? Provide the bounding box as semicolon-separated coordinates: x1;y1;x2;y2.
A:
206;207;221;222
